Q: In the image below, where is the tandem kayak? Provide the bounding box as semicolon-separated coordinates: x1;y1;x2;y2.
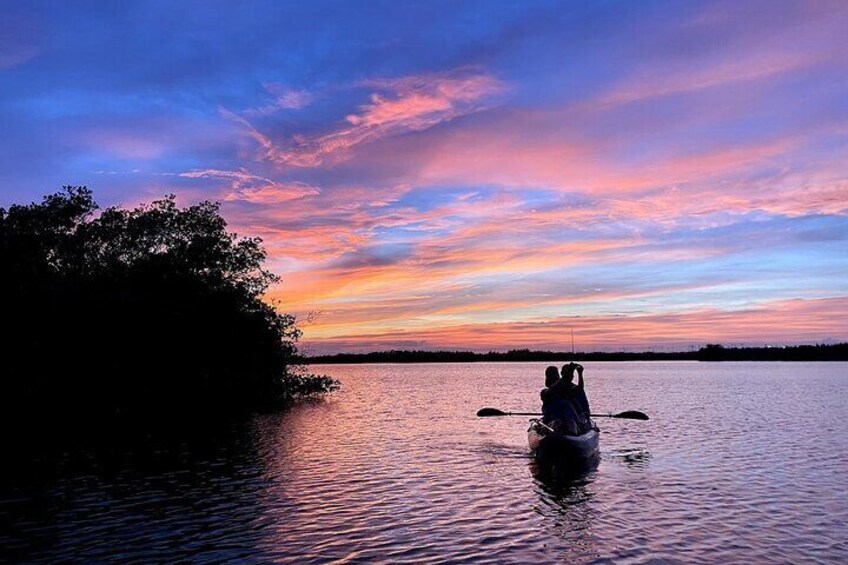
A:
527;420;600;464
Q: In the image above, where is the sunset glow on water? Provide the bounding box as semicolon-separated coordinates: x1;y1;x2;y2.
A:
2;1;847;353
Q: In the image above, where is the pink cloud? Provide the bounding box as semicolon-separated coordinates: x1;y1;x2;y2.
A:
598;50;822;108
219;183;415;264
179;169;320;203
346;98;848;223
596;0;848;108
367;111;796;197
226;68;505;168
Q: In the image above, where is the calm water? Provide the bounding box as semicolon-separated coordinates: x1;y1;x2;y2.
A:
3;362;848;563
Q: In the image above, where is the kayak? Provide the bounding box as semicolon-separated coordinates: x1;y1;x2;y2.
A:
527;420;600;463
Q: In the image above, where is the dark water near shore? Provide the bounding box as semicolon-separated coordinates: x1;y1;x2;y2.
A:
3;362;847;563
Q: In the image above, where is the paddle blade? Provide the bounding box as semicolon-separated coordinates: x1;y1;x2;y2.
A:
476;407;509;417
615;410;649;420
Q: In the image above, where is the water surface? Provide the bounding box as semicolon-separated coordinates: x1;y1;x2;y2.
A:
3;362;847;563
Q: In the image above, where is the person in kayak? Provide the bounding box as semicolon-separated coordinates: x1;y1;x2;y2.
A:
540;366;582;435
561;362;593;433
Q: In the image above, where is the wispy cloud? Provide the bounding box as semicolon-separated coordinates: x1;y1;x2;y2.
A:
0;48;38;69
179;169;320;203
0;11;40;69
221;183;415;264
266;84;313;110
229;68;505;167
598;50;822;108
243;84;314;116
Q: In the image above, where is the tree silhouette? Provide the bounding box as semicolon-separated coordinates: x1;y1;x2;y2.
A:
0;187;336;425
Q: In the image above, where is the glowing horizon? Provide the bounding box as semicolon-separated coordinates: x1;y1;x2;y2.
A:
2;1;847;353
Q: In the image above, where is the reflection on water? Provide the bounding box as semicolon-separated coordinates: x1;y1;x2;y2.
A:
2;419;275;564
530;452;601;486
528;456;604;563
3;362;848;563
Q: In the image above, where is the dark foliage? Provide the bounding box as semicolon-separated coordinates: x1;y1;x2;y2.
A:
303;348;688;364
696;342;848;361
0;187;337;425
305;343;848;364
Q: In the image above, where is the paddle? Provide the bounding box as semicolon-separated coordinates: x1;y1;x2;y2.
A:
476;407;649;420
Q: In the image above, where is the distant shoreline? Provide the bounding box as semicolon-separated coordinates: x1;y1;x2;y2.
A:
303;343;848;364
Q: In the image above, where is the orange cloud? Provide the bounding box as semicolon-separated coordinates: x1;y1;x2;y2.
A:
268;229;719;325
301;296;848;353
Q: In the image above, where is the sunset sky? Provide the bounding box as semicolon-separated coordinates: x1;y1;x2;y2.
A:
2;0;847;353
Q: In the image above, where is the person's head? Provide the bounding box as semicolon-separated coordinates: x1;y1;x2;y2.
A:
544;366;559;387
561;362;577;382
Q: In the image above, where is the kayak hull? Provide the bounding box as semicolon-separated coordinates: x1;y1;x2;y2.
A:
528;425;600;463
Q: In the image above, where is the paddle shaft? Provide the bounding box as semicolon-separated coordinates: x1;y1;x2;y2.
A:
490;411;638;418
476;407;648;420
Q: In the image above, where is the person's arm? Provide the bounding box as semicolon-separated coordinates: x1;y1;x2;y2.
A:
576;364;585;390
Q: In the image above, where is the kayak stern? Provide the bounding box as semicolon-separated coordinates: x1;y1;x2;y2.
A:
528;421;600;463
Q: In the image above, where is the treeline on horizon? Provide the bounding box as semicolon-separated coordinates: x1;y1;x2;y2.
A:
0;187;336;430
304;343;848;364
